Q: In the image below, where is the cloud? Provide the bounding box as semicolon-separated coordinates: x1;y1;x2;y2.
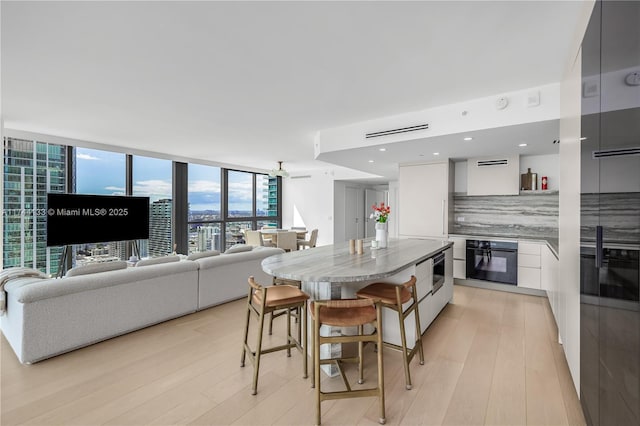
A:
133;180;172;201
76;153;100;161
188;180;221;193
228;181;253;201
103;186;125;196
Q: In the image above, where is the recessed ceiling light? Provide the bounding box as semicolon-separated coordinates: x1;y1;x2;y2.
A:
433;152;440;156
368;160;374;163
379;148;387;152
518;143;527;147
463;137;473;141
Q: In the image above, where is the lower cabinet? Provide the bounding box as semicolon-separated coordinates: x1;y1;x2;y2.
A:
449;237;466;279
517;242;542;289
541;245;559;317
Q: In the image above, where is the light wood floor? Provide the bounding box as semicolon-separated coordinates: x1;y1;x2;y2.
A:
1;285;585;425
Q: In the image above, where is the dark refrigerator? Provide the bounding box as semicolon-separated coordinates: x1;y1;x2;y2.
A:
580;1;640;425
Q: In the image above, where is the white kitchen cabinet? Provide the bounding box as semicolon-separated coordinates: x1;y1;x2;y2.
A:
466;155;520;196
398;161;454;239
449;237;466;279
541;245;559;317
517;242;542;289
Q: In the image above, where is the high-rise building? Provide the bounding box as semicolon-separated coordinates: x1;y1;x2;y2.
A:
267;176;278;216
149;198;172;257
196;225;221;252
3;137;67;275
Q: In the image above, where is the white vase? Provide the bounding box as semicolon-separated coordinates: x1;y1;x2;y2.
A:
375;222;388;248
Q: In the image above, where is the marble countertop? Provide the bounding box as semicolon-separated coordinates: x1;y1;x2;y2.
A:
262;238;453;282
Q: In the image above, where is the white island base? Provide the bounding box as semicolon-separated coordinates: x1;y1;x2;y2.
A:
262;238;454;377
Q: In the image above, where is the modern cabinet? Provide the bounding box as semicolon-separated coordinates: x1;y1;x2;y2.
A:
466;155;520;196
398;161;454;239
517;242;542;289
449;237;466;279
382;248;452;350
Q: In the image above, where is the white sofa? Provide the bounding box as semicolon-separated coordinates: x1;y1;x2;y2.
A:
196;246;283;309
0;246;284;364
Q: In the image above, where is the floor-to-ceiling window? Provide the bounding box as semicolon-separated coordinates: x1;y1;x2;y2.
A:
73;147;127;265
132;156;172;257
2;138;67;275
223;170;281;250
187;164;222;253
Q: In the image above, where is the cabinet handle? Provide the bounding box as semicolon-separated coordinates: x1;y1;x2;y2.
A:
595;225;603;268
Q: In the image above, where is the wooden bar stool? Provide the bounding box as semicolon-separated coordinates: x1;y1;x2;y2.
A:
241;276;309;395
311;298;385;425
269;277;302;335
356;275;424;390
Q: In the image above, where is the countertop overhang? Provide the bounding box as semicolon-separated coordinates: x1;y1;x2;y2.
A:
262;238;453;282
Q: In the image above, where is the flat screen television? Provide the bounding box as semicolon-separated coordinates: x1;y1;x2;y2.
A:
46;194;150;246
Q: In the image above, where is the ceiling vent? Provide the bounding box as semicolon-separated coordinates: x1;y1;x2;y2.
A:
365;123;429;139
592;147;640;159
476;159;509;167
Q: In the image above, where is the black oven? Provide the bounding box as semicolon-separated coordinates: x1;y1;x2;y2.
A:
466;240;518;285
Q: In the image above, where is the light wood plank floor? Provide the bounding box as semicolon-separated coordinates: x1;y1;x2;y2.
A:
1;285;585;425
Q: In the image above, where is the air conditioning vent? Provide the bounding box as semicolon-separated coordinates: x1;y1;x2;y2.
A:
365;123;429;139
290;175;311;179
592;147;640;159
477;159;509;167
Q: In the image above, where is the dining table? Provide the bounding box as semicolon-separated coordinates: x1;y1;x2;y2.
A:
260;228;307;245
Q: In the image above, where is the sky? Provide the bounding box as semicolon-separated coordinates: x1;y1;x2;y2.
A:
75;147;269;212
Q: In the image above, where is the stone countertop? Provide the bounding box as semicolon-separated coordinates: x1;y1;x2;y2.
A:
449;233;559;259
262;238;453;282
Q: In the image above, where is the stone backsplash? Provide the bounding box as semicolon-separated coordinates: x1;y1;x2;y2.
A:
451;191;559;240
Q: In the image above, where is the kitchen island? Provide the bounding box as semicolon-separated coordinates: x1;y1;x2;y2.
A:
262;237;453;375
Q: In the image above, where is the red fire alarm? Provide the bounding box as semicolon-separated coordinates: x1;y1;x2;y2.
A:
542;176;548;190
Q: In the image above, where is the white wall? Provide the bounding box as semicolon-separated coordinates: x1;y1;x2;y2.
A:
282;172;335;247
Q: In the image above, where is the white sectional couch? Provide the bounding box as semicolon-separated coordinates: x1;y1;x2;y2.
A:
0;246;284;364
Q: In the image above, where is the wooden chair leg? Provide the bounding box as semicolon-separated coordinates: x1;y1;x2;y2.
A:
358;324;364;384
240;299;251;367
397;304;412;390
376;308;386;425
251;309;266;395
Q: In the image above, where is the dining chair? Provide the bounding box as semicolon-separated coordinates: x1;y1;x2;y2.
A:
276;231;298;252
245;230;263;246
298;228;318;250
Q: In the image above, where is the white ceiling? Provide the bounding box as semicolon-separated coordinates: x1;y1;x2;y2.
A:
2;1;587;177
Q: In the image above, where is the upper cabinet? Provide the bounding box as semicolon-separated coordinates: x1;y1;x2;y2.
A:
466;155;520;196
398;161;454;239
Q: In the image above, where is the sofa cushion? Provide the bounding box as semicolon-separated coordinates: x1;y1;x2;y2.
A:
136;255;181;267
224;244;254;254
66;261;127;277
186;250;220;261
